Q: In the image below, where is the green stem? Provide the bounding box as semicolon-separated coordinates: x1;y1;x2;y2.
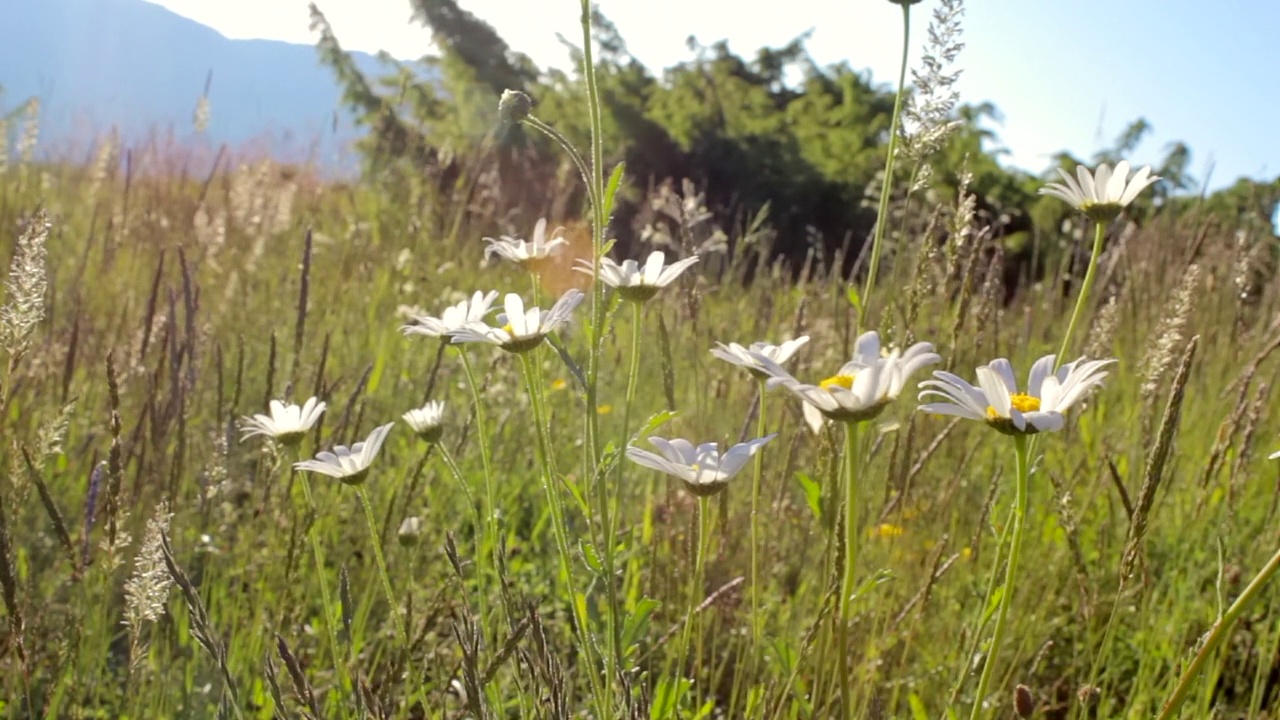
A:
436;444;479;528
456;348;498;582
356;486;410;646
1156;544;1280;720
1056;221;1106;363
859;1;912;329
969;435;1030;720
837;421;862;717
297;471;350;717
676;497;711;694
749;380;768;660
947;503;1013;711
518;350;605;710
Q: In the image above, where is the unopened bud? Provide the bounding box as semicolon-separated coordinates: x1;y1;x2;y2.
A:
498;90;533;124
398;516;423;546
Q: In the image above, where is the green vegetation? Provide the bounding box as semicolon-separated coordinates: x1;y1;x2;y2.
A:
1;1;1280;719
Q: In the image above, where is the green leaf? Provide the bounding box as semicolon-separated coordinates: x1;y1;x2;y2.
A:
846;286;863;313
649;676;690;720
602;161;627;225
908;693;929;720
621;597;661;654
794;472;823;523
632;410;680;445
579;540;604;575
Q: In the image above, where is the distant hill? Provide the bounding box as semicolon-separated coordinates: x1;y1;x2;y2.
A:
0;0;396;170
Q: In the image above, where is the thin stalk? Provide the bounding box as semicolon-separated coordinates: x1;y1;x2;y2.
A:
297;471;350;716
969;435;1030;720
518;350;606;712
1156;543;1280;720
1056;221;1106;363
947;504;1014;710
859;1;912;329
356;486;409;643
456;347;497;577
749;379;768;660
601;300;644;686
675;496;712;692
837;421;862;717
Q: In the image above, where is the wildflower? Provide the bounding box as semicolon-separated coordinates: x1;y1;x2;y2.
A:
1038;161;1160;223
917;355;1116;436
239;397;326;446
575;250;699;303
400;290;499;338
402;400;445;444
752;331;940;433
449;290;585;354
483;218;568;269
710;336;811;381
626;434;777;497
294;422;395;486
398;516;424;546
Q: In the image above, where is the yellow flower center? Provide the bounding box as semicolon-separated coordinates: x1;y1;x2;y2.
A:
501;323;515;335
986;392;1041;418
819;374;855;391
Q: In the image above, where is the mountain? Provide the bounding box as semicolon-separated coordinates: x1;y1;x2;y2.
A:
0;0;392;170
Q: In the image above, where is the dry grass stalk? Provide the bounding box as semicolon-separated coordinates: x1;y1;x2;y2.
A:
1122;335;1199;581
1;209;50;362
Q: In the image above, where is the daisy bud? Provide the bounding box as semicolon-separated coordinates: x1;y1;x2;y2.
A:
498;89;533;124
398;516;423;547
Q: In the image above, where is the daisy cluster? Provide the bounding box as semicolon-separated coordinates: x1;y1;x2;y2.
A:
236;161;1158;491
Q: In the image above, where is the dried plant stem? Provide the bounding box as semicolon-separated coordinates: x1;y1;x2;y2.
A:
859;1;912;328
969;435;1030;720
1156;544;1280;720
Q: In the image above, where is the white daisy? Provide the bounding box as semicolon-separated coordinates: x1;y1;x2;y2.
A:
917;355;1116;436
1038;161;1160;222
575;250;699;302
449;290;585;354
626;434;777;497
483;218;568;268
400;291;499;338
294;422;396;485
402;400;445;443
239;397;326;446
711;336;811;380
752;331;941;433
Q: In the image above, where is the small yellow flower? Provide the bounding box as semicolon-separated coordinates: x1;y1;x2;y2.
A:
596;404;613;415
550;378;568;391
869;523;905;539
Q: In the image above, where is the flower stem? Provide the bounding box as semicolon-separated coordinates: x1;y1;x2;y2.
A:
676;496;711;688
1156;544;1280;720
837;421;862;717
1056;220;1106;363
356;487;409;643
969;435;1030;720
518;351;606;711
859;1;912;329
749;379;768;661
455;348;498;588
296;471;350;716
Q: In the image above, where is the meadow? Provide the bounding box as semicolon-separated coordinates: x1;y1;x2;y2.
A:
3;3;1280;719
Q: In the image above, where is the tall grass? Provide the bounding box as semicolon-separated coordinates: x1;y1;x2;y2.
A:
2;6;1280;720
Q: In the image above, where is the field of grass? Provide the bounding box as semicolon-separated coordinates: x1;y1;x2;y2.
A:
4;10;1280;720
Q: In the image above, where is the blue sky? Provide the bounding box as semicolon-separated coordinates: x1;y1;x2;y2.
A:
153;0;1278;191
